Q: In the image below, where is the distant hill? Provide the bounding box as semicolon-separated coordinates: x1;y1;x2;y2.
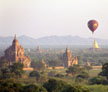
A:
0;35;108;48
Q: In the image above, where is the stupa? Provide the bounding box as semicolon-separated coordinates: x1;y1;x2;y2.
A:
93;39;100;49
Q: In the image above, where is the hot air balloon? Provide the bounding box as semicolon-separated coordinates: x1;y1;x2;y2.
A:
88;20;98;34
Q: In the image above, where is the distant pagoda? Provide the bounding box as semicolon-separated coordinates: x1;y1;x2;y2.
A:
87;39;101;51
93;39;100;49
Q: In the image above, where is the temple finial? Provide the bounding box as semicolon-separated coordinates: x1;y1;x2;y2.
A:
66;45;70;53
66;45;70;50
14;34;17;40
67;45;69;49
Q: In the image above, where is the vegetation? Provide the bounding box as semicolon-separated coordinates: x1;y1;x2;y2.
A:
0;48;108;91
43;79;90;92
0;80;47;92
29;70;40;81
66;65;84;77
89;76;108;85
99;63;108;80
76;71;89;82
87;85;108;92
31;61;45;71
0;62;24;79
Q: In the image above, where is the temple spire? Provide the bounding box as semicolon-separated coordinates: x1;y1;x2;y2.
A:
93;39;100;49
12;34;19;46
66;45;70;53
14;34;17;40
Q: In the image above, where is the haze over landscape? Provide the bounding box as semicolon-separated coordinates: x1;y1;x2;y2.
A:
1;1;108;92
0;35;108;49
0;0;108;39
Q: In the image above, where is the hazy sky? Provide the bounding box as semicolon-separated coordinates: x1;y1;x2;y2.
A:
0;0;108;39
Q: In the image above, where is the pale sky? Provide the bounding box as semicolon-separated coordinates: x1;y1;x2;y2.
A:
0;0;108;39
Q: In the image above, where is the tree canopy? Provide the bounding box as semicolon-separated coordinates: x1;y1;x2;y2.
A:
99;63;108;80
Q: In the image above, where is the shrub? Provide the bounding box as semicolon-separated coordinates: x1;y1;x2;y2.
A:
76;71;89;80
23;84;47;92
29;70;40;81
43;79;90;92
48;71;56;77
89;76;108;85
55;74;64;77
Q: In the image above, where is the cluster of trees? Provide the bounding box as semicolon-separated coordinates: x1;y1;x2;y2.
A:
66;65;90;82
0;62;24;79
0;80;47;92
31;61;46;71
65;63;108;85
26;49;63;68
29;51;63;70
1;48;108;92
88;63;108;85
43;79;90;92
29;70;41;81
0;60;91;92
0;79;90;92
78;49;108;65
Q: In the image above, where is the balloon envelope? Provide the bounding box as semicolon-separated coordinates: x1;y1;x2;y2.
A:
88;20;98;33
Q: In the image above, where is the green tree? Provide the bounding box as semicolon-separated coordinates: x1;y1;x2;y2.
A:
0;62;24;79
23;84;47;92
0;68;13;79
43;79;90;92
9;62;24;78
99;63;108;80
84;66;92;72
89;76;108;85
48;71;56;77
0;81;23;92
76;71;89;80
0;58;8;69
31;61;45;71
48;59;62;67
29;70;40;81
76;71;89;82
43;79;68;92
66;65;82;76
